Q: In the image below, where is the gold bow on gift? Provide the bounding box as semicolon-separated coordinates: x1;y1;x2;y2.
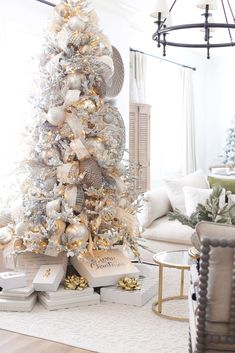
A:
117;277;141;291
64;275;88;290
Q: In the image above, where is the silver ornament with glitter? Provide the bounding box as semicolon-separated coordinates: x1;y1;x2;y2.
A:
47;106;65;126
64;222;89;244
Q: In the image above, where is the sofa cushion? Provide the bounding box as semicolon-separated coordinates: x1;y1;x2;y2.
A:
142;215;194;245
208;175;235;193
164;169;209;213
183;186;226;216
137;187;171;228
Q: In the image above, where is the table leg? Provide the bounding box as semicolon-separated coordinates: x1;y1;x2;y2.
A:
158;264;163;313
180;268;185;297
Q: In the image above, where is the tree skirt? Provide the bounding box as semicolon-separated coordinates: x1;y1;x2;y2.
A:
0;267;188;353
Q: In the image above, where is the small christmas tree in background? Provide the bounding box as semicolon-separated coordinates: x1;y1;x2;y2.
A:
223;115;235;164
0;0;141;260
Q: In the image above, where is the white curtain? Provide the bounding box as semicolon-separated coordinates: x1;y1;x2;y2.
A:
182;68;197;174
130;51;146;103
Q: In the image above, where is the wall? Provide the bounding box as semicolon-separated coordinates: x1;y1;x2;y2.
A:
129;27;208;174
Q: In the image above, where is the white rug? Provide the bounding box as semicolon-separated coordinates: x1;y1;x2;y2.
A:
0;267;189;353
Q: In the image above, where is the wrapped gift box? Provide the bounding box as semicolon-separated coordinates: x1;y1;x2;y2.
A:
71;249;140;287
100;264;156;306
42;285;94;299
3;250;68;282
33;264;64;292
0;271;27;290
1;286;34;299
0;293;37;312
38;291;100;310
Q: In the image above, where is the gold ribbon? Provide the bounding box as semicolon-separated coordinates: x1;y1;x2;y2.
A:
117;277;141;291
64;275;88;290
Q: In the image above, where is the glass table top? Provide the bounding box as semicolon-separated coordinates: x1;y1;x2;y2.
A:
153;250;191;268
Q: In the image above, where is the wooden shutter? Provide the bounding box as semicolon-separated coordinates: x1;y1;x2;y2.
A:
129;103;151;194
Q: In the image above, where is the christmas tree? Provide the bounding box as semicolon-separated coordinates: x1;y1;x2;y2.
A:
0;0;141;260
223;116;235;164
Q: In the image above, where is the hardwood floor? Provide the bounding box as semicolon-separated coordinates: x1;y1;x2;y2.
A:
0;329;96;353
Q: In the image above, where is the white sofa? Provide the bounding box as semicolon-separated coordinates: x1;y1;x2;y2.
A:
137;170;210;264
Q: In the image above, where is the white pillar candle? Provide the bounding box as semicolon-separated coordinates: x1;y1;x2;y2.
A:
150;0;169;18
196;0;218;10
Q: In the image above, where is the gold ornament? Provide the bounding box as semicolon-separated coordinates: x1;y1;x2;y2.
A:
73;98;96;114
64;275;88;290
13;238;26;252
0;226;13;245
47;106;65;126
79;158;103;189
117;277;141;291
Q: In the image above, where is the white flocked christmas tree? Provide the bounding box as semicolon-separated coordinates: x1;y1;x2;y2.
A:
0;0;141;261
223;115;235;165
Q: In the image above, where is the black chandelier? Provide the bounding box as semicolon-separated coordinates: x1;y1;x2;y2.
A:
151;0;235;59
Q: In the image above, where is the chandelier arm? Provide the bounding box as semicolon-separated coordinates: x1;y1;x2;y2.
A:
227;0;235;23
158;40;235;48
221;0;233;43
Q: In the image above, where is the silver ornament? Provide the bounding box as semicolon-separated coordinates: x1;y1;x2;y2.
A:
64;222;89;244
67;16;86;31
42;148;62;166
86;137;105;157
0;226;13;245
15;222;29;237
47;106;65;126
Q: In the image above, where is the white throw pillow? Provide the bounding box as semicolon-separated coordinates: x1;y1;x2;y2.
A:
164;169;209;213
137;187;171;228
183;186;226;216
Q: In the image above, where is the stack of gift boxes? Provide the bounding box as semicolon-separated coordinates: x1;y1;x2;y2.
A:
0;250;156;311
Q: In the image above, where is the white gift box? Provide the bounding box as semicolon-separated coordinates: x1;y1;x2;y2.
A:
71;249;140;288
38;291;100;310
33;264;65;292
1;285;34;299
42;285;94;300
0;293;37;312
100;264;156;306
0;271;27;290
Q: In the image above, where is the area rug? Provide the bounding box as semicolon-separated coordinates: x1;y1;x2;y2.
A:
0;266;189;353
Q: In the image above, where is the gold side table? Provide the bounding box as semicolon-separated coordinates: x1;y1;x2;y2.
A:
153;250;191;322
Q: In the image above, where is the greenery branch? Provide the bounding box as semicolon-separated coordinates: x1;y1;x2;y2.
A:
168;185;235;229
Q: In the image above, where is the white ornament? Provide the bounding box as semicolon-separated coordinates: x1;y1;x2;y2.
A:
86;137;105;156
47;106;65;126
63;90;81;108
46;199;61;218
67;16;86;31
15;222;29;237
0;226;13;245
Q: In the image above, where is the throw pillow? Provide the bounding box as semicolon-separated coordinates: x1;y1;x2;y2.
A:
183;186;226;216
137;187;171;228
164;169;209;213
208;175;235;194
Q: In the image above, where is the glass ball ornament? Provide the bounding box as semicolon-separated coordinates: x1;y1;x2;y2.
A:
47;106;65;126
67;16;86;31
74;98;96;114
0;226;13;245
64;222;89;247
